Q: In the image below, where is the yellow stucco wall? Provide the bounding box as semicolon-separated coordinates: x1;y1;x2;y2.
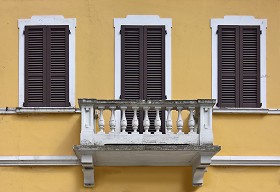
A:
0;166;279;192
0;0;280;191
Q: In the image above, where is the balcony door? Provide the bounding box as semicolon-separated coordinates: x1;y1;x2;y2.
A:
121;25;166;133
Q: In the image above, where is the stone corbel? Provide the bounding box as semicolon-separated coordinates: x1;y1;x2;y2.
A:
192;152;212;186
81;155;94;187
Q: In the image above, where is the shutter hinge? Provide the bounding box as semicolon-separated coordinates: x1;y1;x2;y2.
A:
119;30;122;34
216;30;218;34
23;30;25;35
260;103;262;107
165;30;167;35
119;95;122;99
69;30;71;34
164;95;167;99
260;30;262;34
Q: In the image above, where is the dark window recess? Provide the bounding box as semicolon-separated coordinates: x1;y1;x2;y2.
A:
24;25;69;107
218;25;260;108
121;25;166;133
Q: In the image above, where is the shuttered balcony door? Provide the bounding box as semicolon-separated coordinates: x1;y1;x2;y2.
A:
121;25;166;133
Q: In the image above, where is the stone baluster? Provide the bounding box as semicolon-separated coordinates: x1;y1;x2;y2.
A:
154;107;161;134
176;107;184;134
166;107;173;134
120;106;127;134
188;107;195;134
109;106;116;133
98;106;105;134
132;107;139;134
143;106;150;134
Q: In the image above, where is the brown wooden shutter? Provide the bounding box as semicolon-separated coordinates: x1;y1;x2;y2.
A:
121;25;144;133
47;26;69;107
240;26;261;108
121;25;165;133
218;25;261;108
144;26;165;133
24;26;47;107
24;25;69;107
218;26;240;107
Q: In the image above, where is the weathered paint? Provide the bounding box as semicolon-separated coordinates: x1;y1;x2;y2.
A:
0;0;279;191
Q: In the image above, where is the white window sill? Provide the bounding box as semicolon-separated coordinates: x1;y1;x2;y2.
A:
0;107;80;114
213;108;280;114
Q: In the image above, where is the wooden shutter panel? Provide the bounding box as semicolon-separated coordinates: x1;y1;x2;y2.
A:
47;26;69;107
240;26;261;108
121;26;144;133
121;25;166;133
218;26;240;107
144;26;166;133
24;26;47;107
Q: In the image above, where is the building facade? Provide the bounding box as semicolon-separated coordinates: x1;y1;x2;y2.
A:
0;0;280;191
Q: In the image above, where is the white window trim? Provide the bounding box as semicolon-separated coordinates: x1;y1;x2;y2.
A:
18;15;76;107
113;15;172;132
114;15;172;100
210;16;267;109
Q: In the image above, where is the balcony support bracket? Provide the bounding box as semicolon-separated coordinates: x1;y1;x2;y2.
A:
191;152;213;186
81;155;94;187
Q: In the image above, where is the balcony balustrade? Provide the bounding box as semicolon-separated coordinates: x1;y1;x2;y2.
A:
74;99;220;187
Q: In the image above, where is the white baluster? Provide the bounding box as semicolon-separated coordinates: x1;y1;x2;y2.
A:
176;107;184;134
154;107;161;134
188;107;195;134
132;107;139;134
143;107;150;134
98;106;105;134
120;106;127;134
109;106;116;133
166;107;173;134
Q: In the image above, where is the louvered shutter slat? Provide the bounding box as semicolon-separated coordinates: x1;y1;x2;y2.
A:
24;26;47;107
47;26;69;107
218;26;239;107
240;26;260;107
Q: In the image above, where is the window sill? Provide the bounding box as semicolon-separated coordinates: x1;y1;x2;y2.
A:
0;107;80;114
16;107;79;114
213;108;280;114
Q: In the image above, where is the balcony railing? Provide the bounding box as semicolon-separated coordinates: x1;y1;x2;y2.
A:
75;99;220;187
78;99;215;145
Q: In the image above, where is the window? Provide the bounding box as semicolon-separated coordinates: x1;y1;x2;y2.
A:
211;16;267;108
121;25;166;133
114;15;172;132
18;16;76;107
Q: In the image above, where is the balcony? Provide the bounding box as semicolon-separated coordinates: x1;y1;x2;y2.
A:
74;99;220;187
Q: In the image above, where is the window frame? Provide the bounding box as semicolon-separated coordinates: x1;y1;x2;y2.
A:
114;15;172;101
211;16;267;109
114;15;172;132
18;16;76;108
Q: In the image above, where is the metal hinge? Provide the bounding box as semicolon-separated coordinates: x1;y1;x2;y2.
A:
69;30;71;34
260;30;262;35
260;103;262;107
119;95;122;99
23;30;25;35
119;30;122;34
164;95;167;99
216;30;218;34
165;30;167;35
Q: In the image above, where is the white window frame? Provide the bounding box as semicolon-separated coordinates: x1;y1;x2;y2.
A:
113;15;172;132
211;16;267;109
114;15;172;100
18;15;76;107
